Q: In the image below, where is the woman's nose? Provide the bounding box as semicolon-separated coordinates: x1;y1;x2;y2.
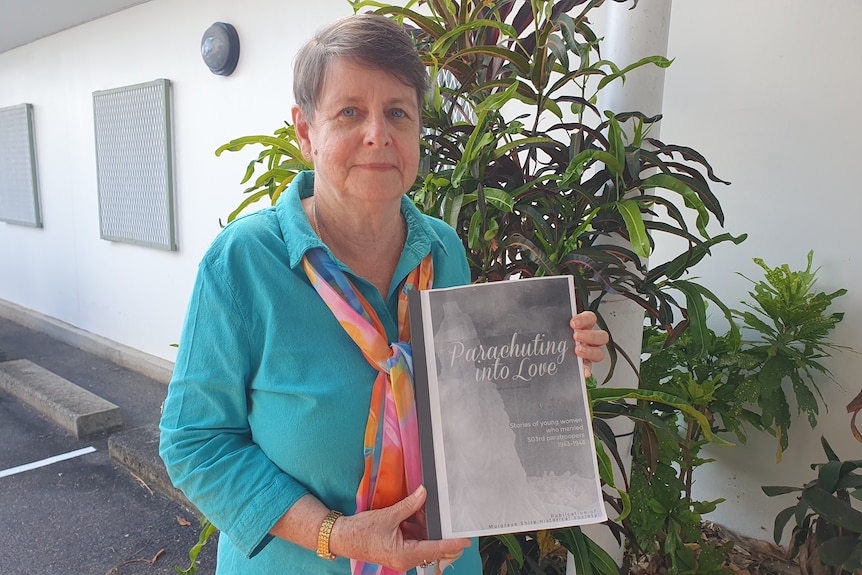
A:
363;112;392;147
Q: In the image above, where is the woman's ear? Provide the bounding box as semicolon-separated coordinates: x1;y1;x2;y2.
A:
292;105;313;161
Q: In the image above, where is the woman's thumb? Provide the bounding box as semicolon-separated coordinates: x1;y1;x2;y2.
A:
394;485;427;519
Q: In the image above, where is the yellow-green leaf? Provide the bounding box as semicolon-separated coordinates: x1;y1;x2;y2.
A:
616;199;650;258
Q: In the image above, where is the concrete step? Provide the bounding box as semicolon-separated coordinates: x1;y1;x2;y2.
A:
108;423;201;516
0;358;124;438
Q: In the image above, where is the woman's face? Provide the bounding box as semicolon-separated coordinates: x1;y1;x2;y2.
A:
293;58;422;208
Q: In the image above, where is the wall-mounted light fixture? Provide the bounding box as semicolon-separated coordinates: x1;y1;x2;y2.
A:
201;22;240;76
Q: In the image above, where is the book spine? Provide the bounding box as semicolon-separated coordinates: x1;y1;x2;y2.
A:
407;289;443;540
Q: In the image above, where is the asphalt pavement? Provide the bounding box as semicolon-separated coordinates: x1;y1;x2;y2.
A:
0;315;218;575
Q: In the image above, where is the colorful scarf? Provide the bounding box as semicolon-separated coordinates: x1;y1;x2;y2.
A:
303;246;453;575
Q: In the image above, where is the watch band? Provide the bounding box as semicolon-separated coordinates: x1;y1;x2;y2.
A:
316;510;343;560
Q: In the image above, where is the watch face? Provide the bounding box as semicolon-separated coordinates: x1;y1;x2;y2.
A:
201;22;239;76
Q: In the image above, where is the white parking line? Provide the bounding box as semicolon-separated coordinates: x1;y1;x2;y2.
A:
0;446;97;478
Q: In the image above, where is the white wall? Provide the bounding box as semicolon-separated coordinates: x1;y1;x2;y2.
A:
653;0;862;542
0;0;351;360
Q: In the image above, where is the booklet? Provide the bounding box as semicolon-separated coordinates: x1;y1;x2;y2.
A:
408;275;607;540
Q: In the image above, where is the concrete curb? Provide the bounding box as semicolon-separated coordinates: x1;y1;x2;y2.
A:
108;424;201;517
0;298;175;385
0;358;124;439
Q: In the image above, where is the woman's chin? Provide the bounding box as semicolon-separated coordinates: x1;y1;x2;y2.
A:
345;176;411;202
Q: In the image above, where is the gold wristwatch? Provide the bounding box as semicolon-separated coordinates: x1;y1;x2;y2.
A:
316;510;343;560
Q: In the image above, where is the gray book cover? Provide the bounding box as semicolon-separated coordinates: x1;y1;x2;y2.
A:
408;275;607;539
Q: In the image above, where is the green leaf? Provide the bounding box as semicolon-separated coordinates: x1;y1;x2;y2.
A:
557;528;594;575
364;5;446;38
451;161;469;188
649;141;731;185
615;489;632;523
215;135;302;157
736;310;774;338
252;168;295;189
818;536;862;568
605;112;626;175
803;486;862;532
494;533;524;567
176;517;218;575
473;80;520;115
836;471;862;490
616;198;650;258
672;280;709;357
663;232;748;281
446;45;531;77
822;435;840;462
432;19;518;55
563;149;602;183
456;84;518;173
762;485;803;497
224;188;272;224
595;438;614;487
491;136;558;161
640;173;711;237
530;29;553;91
586;535;621;575
589;387;727;444
443;192;464;229
818;460;843;493
593;150;624;176
546;34;569;72
771;505;797;544
499;234;560;276
483;218;499;241
596;55;673;91
467;210;482;249
461;187;514;212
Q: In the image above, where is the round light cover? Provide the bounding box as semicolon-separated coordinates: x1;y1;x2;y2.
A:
201;22;240;76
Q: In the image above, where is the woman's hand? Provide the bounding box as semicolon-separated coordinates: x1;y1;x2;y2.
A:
330;486;471;571
570;311;609;379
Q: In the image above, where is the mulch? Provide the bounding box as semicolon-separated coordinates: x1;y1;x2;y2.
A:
703;522;799;575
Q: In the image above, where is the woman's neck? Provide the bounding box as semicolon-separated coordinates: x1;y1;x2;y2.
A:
305;196;407;298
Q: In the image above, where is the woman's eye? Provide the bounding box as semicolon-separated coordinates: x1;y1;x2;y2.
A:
390;109;405;118
341;108;355;117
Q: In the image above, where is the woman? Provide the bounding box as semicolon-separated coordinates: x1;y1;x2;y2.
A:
159;13;609;575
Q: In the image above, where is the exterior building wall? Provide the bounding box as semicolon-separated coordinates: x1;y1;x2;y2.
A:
0;0;350;360
655;0;862;541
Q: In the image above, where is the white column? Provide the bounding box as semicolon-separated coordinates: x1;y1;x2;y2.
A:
568;1;672;572
590;0;673;385
590;0;673;381
599;0;673;120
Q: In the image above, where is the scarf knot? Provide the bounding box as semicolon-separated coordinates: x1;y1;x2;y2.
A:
386;342;413;375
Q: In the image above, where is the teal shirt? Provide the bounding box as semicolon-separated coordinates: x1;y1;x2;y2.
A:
159;171;479;574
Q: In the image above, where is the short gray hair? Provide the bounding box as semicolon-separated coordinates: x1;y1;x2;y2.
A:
293;14;429;120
